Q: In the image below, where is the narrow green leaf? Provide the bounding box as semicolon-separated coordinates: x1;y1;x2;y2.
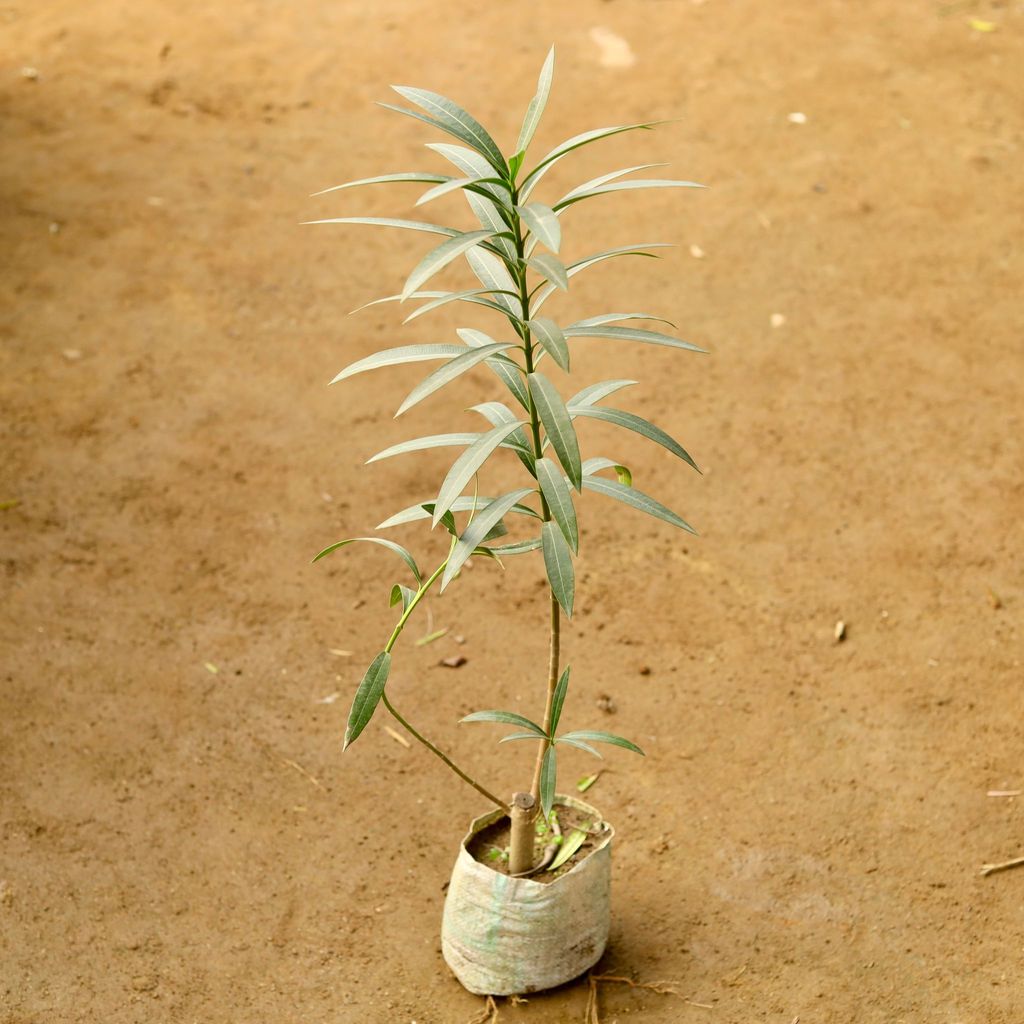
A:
529;372;582;491
557;736;604;758
568;312;675;330
310;172;451;197
571;406;700;472
402;230;496;300
368;432;531;464
515;46;555;157
582;457;632;486
540;744;557;819
516;202;561;253
389;583;415;611
433;421;526;525
426;143;512;203
304;216;459;239
559;729;645;755
563;324;707;354
577;772;601;792
460;709;546;735
508;152;524;179
311;536;422;584
469;400;535;470
554;178;706;212
396;342;513;416
520;122;660;200
331;344;464;386
499;731;546;744
582;475;696;534
415;627;449;647
343;652;391;750
527;253;569;292
485;537;542;556
529;318;570;372
532;244;672;313
556;163;667;205
536;458;578;553
377;493;539;530
416;175;484;206
441;489;536;590
390;87;507;174
549;828;587;872
458;328;530;410
542;521;575;617
549;666;571;735
403;288;517;325
567;379;638;409
465;246;523;319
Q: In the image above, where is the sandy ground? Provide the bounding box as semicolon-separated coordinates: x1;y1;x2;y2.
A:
2;1;1023;1021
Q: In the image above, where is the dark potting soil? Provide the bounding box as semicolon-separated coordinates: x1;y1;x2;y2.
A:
466;804;611;884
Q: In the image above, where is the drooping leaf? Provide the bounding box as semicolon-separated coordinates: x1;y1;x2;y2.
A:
311;536;422;584
541;521;574;617
532;243;672;313
416;175;489;206
499;731;546;743
469;400;535;470
304;216;459;238
460;709;546;735
377;493;539;530
402;229;496;300
395;342;513;416
555;162;667;205
516;202;561;253
558;729;645;755
562;324;707;354
520;122;660;200
331;344;464;385
582;475;696;534
568;312;675;329
571;406;700;472
529;372;582;491
549;828;587;871
567;378;638;409
539;744;557;819
514;46;555;158
390;87;507;174
403;288;518;324
433;421;526;525
535;458;578;553
458;328;530;410
441;489;536;590
485;537;542;556
557;736;604;758
343;652;391;750
464;247;522;317
389;583;416;611
527;253;569;292
529;318;570;372
582;456;633;487
554;178;706;212
549;666;571;735
366;432;481;463
310;172;451;197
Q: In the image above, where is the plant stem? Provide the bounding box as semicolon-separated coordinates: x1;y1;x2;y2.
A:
510;195;561;814
382;693;509;813
381;547;509;814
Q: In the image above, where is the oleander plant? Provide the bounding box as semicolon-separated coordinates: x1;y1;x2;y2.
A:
309;47;704;872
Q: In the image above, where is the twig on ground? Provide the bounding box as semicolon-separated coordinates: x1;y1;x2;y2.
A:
383;725;411;748
980;855;1024;877
585;972;713;1021
466;994;499;1023
279;757;324;791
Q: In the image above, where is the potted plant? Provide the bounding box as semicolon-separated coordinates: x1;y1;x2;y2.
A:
309;48;704;996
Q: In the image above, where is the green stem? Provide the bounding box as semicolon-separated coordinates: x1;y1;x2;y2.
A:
381;546;509;814
510;201;561;811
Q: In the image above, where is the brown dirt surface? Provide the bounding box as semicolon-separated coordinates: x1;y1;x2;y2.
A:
2;2;1022;1022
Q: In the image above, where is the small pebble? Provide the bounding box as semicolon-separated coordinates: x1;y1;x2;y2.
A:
62;348;82;361
770;313;786;328
689;244;705;259
20;66;39;81
440;655;467;669
834;621;846;642
787;111;807;124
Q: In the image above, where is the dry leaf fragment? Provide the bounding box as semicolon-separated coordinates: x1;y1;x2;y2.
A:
969;18;996;32
834;620;846;642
